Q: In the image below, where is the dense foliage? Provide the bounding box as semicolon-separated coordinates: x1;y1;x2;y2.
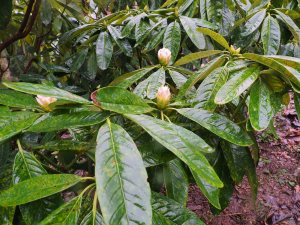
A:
1;0;300;224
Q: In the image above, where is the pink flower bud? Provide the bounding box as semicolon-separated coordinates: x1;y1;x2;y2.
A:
156;86;171;109
158;48;171;66
36;95;57;111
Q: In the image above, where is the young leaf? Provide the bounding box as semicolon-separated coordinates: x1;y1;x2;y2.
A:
0;174;82;207
174;50;222;66
261;15;281;55
125;114;223;187
215;66;260;104
28;111;109;132
95;87;153;114
152;192;205;225
163;159;189;206
180;16;205;49
96;32;113;70
163;21;181;64
177;108;253;146
241;9;266;36
96;121;152;225
249;80;273;131
196;27;230;50
39;196;82;225
191;170;220;209
3;82;90;104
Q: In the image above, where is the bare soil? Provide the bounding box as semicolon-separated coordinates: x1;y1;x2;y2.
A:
188;102;300;225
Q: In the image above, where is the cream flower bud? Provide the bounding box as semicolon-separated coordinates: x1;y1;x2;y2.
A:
36;95;57;111
158;48;171;66
156;86;171;109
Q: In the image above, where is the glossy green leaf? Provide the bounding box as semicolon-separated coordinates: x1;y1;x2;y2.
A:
265;55;300;70
243;53;300;87
180;16;205;49
107;25;133;57
261;15;280;55
241;9;266;36
294;92;300;121
3;82;90;104
194;67;229;111
174;50;222;66
275;9;300;42
0;0;12;29
191;169;220;209
69;49;89;72
215;66;260;104
96;32;113;70
0;174;82;207
163;21;181;64
152;192;205;225
0;89;40;109
196;27;230;50
163;159;189;205
125;114;223;187
96;86;153;114
134;67;165;99
39;196;82;225
144;28;166;52
28;111;109;132
177;108;253;146
13;148;61;225
109;67;156;88
178;55;226;99
96;121;152;225
249;80;273;131
0;112;40;143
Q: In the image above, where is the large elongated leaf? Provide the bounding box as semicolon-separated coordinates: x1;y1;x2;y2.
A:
241;9;266;36
163;159;189;205
243;53;300;87
177;108;253;146
196;27;230;50
96;32;113;70
178;56;226;99
180;16;205;49
0;174;82;207
152;192;205;225
0;89;40;109
13;149;61;225
95;87;153;114
215;66;260;104
249;80;273;131
134;68;166;99
95;121;152;225
38;196;82;225
28;111;109;132
261;15;281;55
174;50;222;66
3;82;90;104
0;112;40;143
125;114;223;187
265;55;300;70
109;66;156;88
194;67;229;111
191;169;220;209
163;21;181;64
275;10;300;42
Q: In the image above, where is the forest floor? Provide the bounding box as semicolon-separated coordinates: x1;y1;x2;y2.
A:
188;99;300;225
